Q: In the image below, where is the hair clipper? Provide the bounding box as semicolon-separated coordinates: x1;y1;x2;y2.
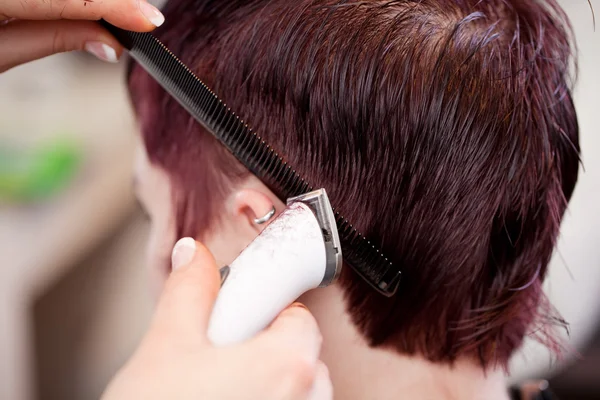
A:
207;189;342;346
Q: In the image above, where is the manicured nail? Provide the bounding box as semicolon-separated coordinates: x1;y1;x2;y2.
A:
140;2;165;27
171;237;196;270
291;302;309;310
84;42;118;63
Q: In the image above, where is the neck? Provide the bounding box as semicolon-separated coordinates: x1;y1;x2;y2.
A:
300;285;510;400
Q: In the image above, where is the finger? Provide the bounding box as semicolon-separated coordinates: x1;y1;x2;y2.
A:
253;303;323;362
0;0;163;32
152;238;221;342
308;362;333;400
0;20;122;73
240;306;323;399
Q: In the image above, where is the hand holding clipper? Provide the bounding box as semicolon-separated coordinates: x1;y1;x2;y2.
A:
208;189;342;346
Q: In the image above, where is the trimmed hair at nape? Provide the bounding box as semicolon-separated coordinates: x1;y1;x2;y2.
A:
128;0;580;369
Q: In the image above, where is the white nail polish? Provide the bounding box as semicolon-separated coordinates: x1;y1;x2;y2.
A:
141;2;165;27
171;237;197;270
84;42;119;63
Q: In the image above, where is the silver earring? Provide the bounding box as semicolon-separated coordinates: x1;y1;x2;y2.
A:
253;206;276;225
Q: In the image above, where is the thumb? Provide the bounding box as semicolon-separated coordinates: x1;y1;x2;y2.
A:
0;20;122;73
152;238;221;342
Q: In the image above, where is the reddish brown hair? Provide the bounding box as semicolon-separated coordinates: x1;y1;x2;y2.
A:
128;0;580;368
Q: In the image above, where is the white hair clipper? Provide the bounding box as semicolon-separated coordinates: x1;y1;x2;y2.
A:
207;189;342;346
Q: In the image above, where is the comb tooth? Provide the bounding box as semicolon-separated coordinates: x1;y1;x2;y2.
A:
290;173;306;196
294;180;307;196
249;138;265;170
288;178;300;196
274;164;288;186
213;106;228;132
289;174;303;195
231;119;248;145
269;154;284;177
236;126;253;154
300;180;312;193
229;125;245;154
208;100;224;126
283;166;297;188
278;166;294;190
226;113;240;139
214;102;228;126
244;133;261;170
207;99;223;126
185;78;201;107
206;97;221;121
217;112;230;140
263;149;279;175
198;90;213;120
252;142;267;172
264;153;282;180
259;152;278;185
221;108;234;130
242;130;256;155
270;158;286;182
228;124;246;151
220;113;237;143
254;142;272;173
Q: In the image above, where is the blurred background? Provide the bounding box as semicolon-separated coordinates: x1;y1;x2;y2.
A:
0;1;598;399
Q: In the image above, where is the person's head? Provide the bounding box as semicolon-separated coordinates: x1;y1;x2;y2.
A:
129;0;579;369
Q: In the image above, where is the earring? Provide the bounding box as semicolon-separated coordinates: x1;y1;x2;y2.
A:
253;206;276;225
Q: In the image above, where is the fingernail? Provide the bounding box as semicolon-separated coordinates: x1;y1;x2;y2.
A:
291;302;309;310
140;2;165;27
172;237;196;270
84;42;119;63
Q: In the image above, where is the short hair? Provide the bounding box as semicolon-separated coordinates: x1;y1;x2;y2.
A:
128;0;580;368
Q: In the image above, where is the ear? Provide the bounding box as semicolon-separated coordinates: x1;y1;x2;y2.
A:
228;188;278;235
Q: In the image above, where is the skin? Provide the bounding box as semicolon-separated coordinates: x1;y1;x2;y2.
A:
134;144;511;400
103;238;332;400
2;1;332;398
0;0;161;72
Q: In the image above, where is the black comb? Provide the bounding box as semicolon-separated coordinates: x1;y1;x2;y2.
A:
101;21;401;297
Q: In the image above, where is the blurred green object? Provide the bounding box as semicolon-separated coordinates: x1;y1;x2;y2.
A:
0;137;81;202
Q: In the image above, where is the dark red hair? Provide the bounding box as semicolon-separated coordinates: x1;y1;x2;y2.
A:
128;0;580;368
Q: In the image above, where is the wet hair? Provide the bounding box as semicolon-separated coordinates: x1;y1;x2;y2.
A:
128;0;580;368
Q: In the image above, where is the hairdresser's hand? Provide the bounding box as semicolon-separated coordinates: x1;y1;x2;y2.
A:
0;0;165;73
102;238;332;400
